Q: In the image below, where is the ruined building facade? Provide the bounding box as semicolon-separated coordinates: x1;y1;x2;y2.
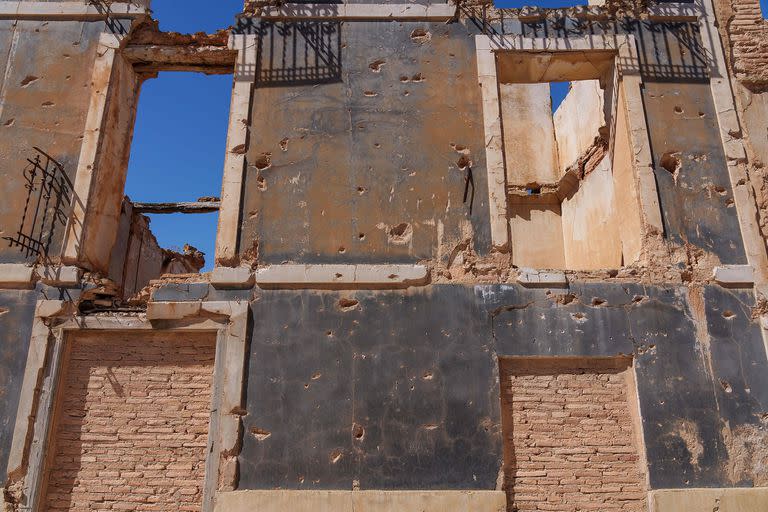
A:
1;0;768;511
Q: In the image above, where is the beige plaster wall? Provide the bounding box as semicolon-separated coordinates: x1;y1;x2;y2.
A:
561;157;622;270
554;80;604;171
500;83;560;186
509;196;566;269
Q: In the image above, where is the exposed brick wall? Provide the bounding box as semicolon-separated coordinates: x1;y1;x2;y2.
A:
501;358;647;512
44;332;216;511
721;0;768;89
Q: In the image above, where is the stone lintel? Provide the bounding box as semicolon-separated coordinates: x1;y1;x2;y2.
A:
37;266;82;287
254;264;429;289
249;3;456;21
0;1;148;20
214;490;507;512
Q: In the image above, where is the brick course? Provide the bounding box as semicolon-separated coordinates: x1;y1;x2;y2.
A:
501;358;647;512
722;0;768;88
43;332;216;511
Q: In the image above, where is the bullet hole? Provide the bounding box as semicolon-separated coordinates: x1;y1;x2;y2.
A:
457;154;472;170
403;91;410;97
369;59;386;72
423;370;434;380
423;424;439;430
674;106;684;114
338;298;359;311
726;198;735;207
411;73;425;82
698;111;706;118
334;273;343;279
230;143;246;154
326;330;333;337
256;175;267;191
3;118;14;127
311;372;322;380
352;423;365;440
250;427;272;441
357;186;367;195
338;246;346;254
279;138;289;152
659;151;682;183
400;75;410;82
20;75;39;87
713;185;727;195
550;293;577;305
254;152;272;170
388;274;399;279
571;312;587;323
388;222;413;244
410;28;432;44
374;143;381;148
358;233;366;240
330;449;343;464
632;295;646;303
363;91;378;97
41;101;55;107
722;310;736;319
591;298;606;306
719;379;733;393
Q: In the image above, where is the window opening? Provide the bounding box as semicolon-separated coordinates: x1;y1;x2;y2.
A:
124;72;232;275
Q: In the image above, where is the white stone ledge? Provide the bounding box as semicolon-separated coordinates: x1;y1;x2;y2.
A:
255;264;429;288
250;3;456;21
214;490;507;512
0;1;148;21
517;268;569;288
650;487;768;512
37;265;81;287
713;265;754;287
0;263;34;289
211;266;254;289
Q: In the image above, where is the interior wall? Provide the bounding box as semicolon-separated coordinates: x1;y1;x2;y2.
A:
500;83;560;187
509;196;566;269
561;157;623;270
553;80;605;171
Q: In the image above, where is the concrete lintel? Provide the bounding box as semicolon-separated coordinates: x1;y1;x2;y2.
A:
214;490;507;512
0;1;148;20
255;264;429;288
649;487;768;511
36;265;82;287
248;3;456;21
0;263;34;289
517;268;569;288
210;266;254;289
713;265;755;287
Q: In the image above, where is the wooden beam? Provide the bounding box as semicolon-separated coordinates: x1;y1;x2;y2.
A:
132;201;221;214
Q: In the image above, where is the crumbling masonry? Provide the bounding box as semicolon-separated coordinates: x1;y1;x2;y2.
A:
1;0;768;511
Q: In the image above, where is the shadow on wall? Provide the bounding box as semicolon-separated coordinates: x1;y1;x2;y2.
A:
234;19;342;86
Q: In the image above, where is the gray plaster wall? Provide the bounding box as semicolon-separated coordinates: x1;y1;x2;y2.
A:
0;20;109;263
0;290;37;476
235;283;768;491
240;19;491;264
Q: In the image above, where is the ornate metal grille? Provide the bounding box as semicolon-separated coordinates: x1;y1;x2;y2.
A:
4;148;73;258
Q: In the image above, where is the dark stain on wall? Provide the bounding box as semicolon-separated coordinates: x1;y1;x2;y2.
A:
0;290;38;475
239;283;768;491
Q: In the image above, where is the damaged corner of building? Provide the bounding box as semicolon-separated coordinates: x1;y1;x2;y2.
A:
1;0;768;511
